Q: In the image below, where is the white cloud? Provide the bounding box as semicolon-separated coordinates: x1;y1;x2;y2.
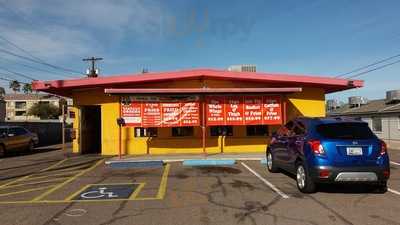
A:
0;0;168;61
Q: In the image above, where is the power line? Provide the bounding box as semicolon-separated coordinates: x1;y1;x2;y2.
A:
0;48;83;75
0;65;36;80
0;34;46;64
336;53;400;78
346;58;400;79
0;76;29;85
0;55;75;78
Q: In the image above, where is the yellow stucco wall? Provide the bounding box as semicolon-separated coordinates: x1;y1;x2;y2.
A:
71;79;326;155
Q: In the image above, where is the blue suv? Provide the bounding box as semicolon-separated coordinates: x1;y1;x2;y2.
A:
266;117;390;193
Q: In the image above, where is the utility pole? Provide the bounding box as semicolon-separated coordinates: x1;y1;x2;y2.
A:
83;57;103;77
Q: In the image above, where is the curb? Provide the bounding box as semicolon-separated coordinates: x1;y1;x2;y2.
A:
182;159;236;166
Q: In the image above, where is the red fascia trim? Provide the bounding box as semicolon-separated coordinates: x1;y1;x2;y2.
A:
31;68;364;93
104;87;303;94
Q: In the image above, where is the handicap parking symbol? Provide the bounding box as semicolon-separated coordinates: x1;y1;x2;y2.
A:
74;184;139;200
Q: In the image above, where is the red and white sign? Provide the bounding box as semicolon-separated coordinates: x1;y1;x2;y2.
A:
206;96;282;126
244;96;263;125
206;96;225;126
122;95;282;127
122;101;200;127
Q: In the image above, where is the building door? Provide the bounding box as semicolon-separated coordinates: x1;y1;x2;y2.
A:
80;106;101;154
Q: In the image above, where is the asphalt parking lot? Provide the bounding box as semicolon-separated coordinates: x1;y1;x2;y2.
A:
0;147;400;225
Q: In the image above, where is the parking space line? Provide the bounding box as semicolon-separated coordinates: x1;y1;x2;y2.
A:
64;184;91;201
0;185;56;197
0;158;69;189
388;188;400;196
129;183;146;200
25;170;79;181
1;177;69;189
31;159;104;202
391;161;400;166
241;162;290;199
156;164;171;199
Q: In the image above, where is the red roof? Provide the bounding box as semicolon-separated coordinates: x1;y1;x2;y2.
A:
32;68;363;96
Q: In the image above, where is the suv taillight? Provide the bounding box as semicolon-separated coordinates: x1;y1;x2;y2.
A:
380;140;387;156
308;140;325;155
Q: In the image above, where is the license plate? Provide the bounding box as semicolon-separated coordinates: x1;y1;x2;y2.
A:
346;147;363;156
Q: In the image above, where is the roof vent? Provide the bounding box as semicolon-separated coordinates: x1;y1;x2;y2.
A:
228;65;256;72
386;90;400;104
348;96;368;108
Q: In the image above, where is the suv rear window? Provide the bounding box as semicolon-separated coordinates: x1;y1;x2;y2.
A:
316;122;374;139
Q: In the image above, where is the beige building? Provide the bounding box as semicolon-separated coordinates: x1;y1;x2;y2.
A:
5;93;73;123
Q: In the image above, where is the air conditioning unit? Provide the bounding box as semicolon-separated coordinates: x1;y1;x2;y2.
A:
386;90;400;104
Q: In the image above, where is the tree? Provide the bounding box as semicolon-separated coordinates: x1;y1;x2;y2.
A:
28;102;61;120
9;80;21;93
22;83;32;94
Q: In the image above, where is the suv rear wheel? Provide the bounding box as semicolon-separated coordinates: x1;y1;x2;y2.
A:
266;151;279;173
296;162;316;193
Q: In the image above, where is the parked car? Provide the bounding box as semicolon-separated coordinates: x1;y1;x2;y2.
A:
0;126;39;157
266;117;390;193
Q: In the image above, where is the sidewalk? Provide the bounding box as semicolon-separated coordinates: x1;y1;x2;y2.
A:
106;152;266;163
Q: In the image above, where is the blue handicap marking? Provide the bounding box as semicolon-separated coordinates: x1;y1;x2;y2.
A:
74;184;139;200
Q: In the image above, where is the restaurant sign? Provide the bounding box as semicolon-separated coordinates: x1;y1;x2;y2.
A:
206;96;282;126
121;96;200;127
121;96;282;127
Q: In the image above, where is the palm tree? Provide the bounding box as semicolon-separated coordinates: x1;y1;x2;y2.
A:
22;83;32;94
9;80;21;93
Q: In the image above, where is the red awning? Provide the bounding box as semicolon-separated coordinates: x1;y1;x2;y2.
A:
104;87;303;94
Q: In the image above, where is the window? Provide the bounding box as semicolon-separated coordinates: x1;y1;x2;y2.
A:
15;128;28;135
246;125;268;136
210;126;233;136
372;117;382;132
316;122;374;139
172;127;194;137
8;128;17;136
134;127;157;137
0;128;7;137
15;111;26;116
15;101;26;109
293;122;306;136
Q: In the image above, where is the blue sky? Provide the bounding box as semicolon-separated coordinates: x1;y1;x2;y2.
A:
0;0;399;101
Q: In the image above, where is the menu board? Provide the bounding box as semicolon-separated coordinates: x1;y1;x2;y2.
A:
206;96;225;126
122;95;282;127
122;100;200;127
206;96;282;126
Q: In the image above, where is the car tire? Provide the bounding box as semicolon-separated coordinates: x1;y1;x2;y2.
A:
374;182;387;194
0;145;5;157
266;150;279;173
296;162;316;193
26;141;34;153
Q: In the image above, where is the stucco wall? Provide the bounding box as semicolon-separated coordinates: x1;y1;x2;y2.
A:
362;115;400;149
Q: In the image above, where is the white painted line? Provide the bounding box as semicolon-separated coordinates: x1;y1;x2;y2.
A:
388;188;400;196
64;209;87;217
241;162;289;199
390;161;400;166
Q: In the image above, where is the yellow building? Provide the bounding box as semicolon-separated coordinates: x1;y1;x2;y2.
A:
32;69;363;156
